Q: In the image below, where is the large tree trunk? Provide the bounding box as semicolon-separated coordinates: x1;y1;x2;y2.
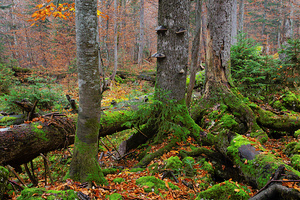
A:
155;0;190;102
186;0;202;108
69;0;107;185
192;0;300;192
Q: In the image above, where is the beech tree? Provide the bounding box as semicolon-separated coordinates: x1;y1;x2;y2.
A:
69;0;107;185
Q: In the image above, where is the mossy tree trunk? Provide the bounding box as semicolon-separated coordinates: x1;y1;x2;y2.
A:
69;0;107;185
192;0;300;190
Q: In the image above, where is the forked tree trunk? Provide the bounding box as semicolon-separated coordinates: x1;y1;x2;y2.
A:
69;0;106;185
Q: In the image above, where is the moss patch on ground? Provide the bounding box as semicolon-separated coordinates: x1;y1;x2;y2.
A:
16;188;77;200
195;180;250;200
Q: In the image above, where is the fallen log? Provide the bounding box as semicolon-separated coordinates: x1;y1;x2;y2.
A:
0;116;75;168
0;108;138;167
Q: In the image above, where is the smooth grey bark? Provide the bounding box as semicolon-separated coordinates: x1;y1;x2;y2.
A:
111;0;118;81
186;0;202;107
231;0;238;45
201;3;207;60
238;0;244;33
156;0;190;102
69;0;106;184
137;0;145;66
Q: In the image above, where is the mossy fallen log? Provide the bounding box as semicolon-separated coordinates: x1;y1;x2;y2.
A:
0;116;75;168
0;109;136;167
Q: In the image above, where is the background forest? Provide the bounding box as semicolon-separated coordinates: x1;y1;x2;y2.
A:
0;0;300;199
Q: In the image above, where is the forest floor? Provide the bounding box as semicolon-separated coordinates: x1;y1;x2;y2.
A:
3;63;300;199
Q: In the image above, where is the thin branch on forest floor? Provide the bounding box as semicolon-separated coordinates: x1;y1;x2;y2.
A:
6;165;26;186
105;135;122;158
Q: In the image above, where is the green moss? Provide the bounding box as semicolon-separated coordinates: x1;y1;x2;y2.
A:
165;156;183;172
31;123;49;141
295;129;300;138
113;178;125;184
102;168;119;176
0;116;17;123
195;181;250;200
291;155;300;171
199;158;214;173
129;168;144;172
108;193;122;200
17;188;76;200
284;141;300;156
69;135;107;185
168;182;179;190
219;114;239;129
136;176;167;194
0;166;9;199
227;135;300;188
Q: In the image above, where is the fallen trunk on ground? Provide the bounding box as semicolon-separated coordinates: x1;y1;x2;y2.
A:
0;108;138;167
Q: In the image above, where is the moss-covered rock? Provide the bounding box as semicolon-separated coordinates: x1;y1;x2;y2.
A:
195;181;250;200
0;166;9;199
129;168;144;172
136;176;167;194
16;188;77;200
108;193;122;200
165;156;183;172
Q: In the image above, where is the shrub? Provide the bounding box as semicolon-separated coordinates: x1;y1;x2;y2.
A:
0;64;15;94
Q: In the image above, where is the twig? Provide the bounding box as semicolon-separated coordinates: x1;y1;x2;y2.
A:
6;165;26;186
27;99;38;121
24;163;38;186
40;153;54;185
105;135;122;158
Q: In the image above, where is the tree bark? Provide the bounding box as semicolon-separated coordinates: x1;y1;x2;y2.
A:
111;0;118;82
156;0;190;102
238;0;245;33
0;117;75;168
137;0;145;66
186;0;202;108
231;0;238;45
69;0;107;185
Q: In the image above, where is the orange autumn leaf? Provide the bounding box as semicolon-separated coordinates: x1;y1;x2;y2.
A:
36;125;43;129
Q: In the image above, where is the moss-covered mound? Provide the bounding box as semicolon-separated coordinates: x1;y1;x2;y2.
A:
17;188;77;200
195;181;250;200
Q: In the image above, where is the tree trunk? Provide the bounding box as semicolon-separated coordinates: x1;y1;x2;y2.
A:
0;117;75;168
238;0;245;33
69;0;107;185
137;0;145;66
231;0;238;45
111;0;118;82
155;0;190;102
186;0;202;107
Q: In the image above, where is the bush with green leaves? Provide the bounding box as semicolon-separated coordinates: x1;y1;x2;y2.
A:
279;38;300;86
0;76;68;113
0;64;15;94
231;33;279;99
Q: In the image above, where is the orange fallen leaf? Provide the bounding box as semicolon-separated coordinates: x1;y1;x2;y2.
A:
37;125;43;129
